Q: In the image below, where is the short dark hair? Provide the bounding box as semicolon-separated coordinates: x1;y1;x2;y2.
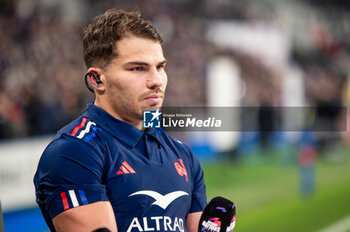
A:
83;9;163;69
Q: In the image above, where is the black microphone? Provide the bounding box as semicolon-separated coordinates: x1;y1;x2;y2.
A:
92;228;111;232
198;197;236;232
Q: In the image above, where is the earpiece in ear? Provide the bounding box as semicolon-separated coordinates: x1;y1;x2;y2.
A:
87;71;102;84
84;71;102;93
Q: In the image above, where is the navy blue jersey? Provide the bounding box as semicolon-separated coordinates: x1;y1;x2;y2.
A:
34;104;207;232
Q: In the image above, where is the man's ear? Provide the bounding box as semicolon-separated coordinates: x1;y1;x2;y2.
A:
86;67;105;93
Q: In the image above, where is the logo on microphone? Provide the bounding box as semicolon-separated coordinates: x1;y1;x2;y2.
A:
201;217;221;232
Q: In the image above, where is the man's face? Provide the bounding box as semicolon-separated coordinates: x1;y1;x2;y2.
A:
99;36;167;123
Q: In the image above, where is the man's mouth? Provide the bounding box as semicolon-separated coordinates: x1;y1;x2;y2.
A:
144;93;162;104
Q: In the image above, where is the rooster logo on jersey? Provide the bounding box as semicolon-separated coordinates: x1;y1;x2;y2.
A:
174;159;189;182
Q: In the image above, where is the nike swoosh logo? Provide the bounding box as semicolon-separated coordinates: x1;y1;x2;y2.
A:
129;190;189;210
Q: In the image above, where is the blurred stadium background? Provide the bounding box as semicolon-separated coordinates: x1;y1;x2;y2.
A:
0;0;350;231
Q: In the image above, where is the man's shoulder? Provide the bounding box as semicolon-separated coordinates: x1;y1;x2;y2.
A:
53;116;102;142
43;116;105;158
54;116;87;138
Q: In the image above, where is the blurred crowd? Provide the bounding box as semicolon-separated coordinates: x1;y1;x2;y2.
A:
0;0;88;138
0;0;349;146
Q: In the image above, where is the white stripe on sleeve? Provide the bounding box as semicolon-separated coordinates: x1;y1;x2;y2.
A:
69;190;79;208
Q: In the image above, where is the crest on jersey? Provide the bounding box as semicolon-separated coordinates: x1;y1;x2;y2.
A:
174;159;189;182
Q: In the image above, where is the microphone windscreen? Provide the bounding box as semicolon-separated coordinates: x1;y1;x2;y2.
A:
92;228;111;232
198;196;236;232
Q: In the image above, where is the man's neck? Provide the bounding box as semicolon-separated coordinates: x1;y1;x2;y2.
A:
94;101;145;131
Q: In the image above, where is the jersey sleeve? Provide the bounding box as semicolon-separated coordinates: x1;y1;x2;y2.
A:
189;152;207;213
33;134;109;220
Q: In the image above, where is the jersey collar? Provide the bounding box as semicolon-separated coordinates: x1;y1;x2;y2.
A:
84;104;162;147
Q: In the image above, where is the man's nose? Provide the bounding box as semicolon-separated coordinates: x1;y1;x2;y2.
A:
147;68;164;89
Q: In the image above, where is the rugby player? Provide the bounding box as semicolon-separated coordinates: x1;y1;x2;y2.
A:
34;9;207;232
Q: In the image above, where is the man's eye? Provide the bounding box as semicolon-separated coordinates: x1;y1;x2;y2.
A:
130;67;144;71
